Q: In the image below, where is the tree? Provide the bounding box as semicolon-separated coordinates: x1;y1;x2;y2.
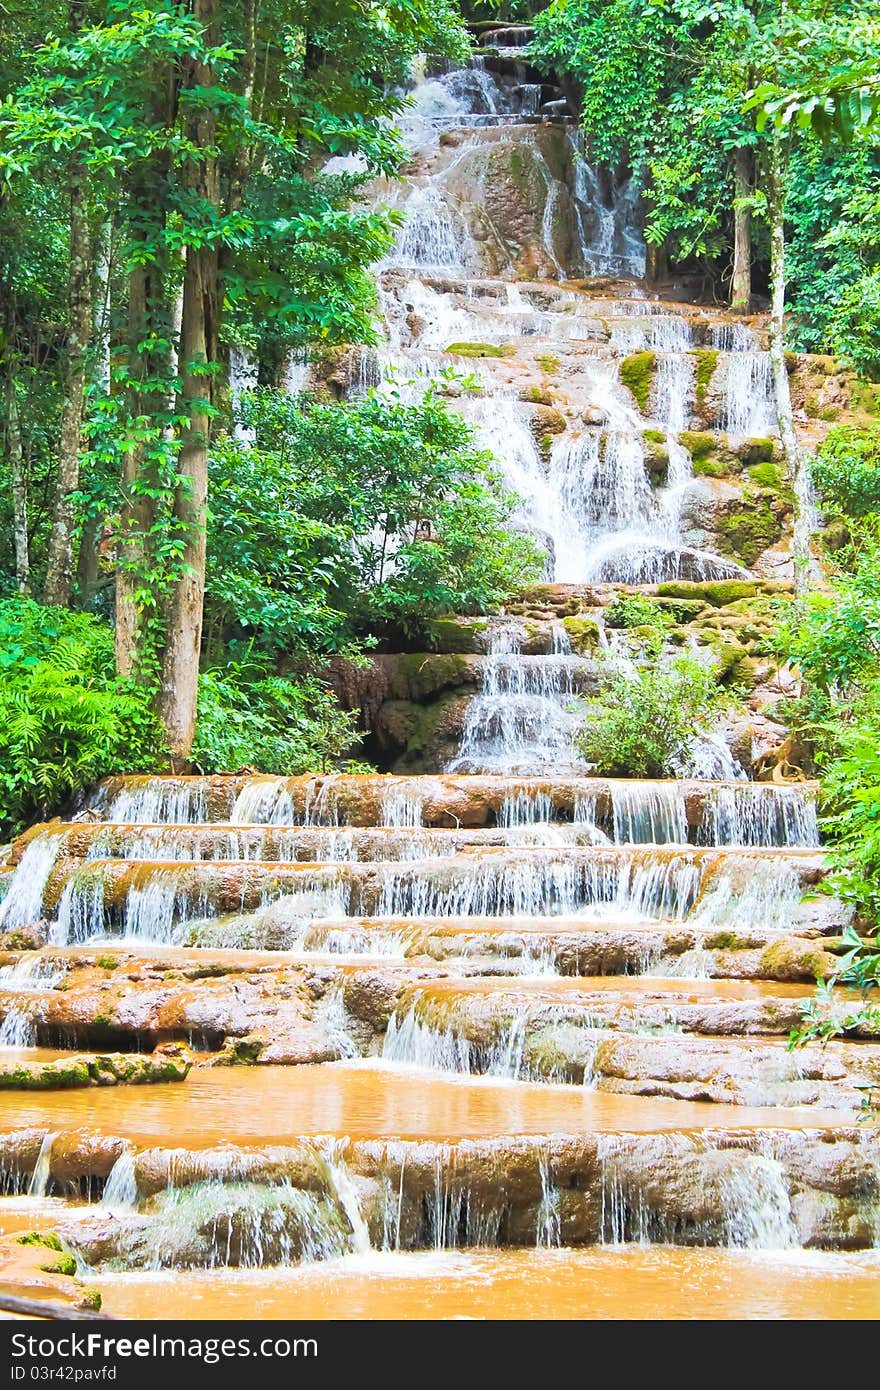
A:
1;0;468;761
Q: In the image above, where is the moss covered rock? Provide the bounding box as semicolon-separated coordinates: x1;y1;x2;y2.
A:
657;579;759;606
619;351;656;413
691;348;719;412
445;342;515;358
561;615;601;654
760;938;837;982
424;617;489;654
715;493;786;566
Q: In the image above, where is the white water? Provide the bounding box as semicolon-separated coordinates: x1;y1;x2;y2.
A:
0;832;65;930
448;626;588;775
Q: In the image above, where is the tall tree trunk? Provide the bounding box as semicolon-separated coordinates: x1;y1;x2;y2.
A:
158;0;219;761
645;240;667;288
43;151;91;606
730;147;751;313
115;258;150;677
114;65;176;679
4;340;30;596
93;218;112;395
766;132;813;597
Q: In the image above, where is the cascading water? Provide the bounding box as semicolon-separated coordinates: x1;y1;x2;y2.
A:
448;624;589;775
0;39;850;1311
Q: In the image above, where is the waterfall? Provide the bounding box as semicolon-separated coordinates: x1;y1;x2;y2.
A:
720;353;776;435
448;626;587;775
94;779;209;824
28;1133;56;1197
0;831;65;930
698;785;820;848
611;785;688;845
101;1150;139;1213
0;1001;37;1047
229;346;259;444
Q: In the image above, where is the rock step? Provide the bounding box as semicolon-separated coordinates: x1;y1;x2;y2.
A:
79;772;819;830
39;847;826;934
3;1070;879;1256
9;818;820;868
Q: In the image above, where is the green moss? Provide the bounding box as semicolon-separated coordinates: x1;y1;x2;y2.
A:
561;615;601;654
216;1036;265;1066
397;653;470;700
692;454;731;478
79;1288;103;1311
537;353;560;374
714;640;753;685
41;1253;78;1276
96;956;119;971
540;432;554;455
747;461;783;488
760;939;834;981
716;497;784;566
691;349;719;411
737;438;776;465
18;1232;63;1251
657;579;758;606
424;618;488;654
678;431;717;463
703;931;751;951
641;430;669;480
444;342;515;358
619;351;656;413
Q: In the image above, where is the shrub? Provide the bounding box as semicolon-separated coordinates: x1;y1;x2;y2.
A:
0;600;160;837
190;660;361;776
221;388;545;648
578;657;723;777
812;426;880;519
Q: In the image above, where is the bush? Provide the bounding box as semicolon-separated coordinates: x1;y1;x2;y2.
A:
219;388;545;649
578;657;723;777
812;427;880;519
190;660;361;776
0;599;161;837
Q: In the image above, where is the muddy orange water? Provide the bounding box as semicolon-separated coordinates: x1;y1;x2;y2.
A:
405;975;824;1000
90;1247;880;1320
0;1061;853;1146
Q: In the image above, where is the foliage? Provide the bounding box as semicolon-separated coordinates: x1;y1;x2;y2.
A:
190;660;360;777
812;427;880;518
531;0;880;365
604;593;670;630
578;657;724;778
215;387;544;650
0;599;161;837
786;141;880;375
781;432;880;1055
0;0;469;741
530;0;758;269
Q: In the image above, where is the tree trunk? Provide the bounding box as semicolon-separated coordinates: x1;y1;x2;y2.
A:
114;258;152;678
4;344;30;596
93;218;112;395
43;151;91;606
158;0;219;761
730;147;751;313
645;240;667;287
766;132;813;597
114;65;177;679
